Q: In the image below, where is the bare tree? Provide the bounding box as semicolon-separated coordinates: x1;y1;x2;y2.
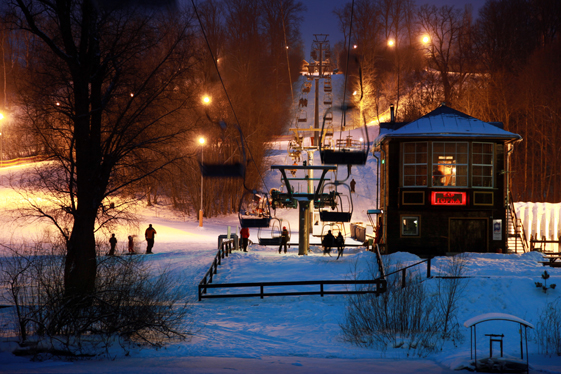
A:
8;0;200;298
418;4;475;106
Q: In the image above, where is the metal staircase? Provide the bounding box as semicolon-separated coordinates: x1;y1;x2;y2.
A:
506;197;528;253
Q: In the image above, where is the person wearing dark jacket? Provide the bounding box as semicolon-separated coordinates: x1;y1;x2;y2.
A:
322;230;335;256
108;233;117;256
336;232;345;259
145;224;157;254
279;226;290;254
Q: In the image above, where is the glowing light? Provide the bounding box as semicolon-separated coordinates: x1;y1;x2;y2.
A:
431;191;466;206
387;39;395;47
422;35;430;44
353;44;358;49
198;137;205;145
202;95;211;105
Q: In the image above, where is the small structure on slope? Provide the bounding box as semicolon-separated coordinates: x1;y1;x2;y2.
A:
372;103;522;256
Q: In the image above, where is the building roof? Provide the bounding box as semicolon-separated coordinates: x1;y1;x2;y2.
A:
377;104;522;143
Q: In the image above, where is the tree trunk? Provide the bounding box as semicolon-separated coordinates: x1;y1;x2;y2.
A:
65;210;97;298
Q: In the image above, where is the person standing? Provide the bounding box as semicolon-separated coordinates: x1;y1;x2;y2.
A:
108;233;117;256
336;232;345;259
241;227;250;252
279;226;290;254
145;224;157;254
322;230;335;256
128;235;135;254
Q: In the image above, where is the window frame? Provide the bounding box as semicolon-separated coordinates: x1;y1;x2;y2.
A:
471;142;495;188
402;142;428;187
401;215;421;237
431;142;469;188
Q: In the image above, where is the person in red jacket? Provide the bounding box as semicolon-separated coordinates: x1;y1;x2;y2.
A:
240;227;250;252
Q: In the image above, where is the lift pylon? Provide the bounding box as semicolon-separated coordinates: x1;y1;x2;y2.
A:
271;164;337;255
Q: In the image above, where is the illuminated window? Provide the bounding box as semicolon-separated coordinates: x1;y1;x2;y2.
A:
401;216;420;236
432;142;468;187
472;143;494;188
403;142;427;187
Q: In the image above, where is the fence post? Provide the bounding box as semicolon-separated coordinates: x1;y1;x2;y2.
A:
401;268;406;288
198;285;202;301
260;285;264;299
427;258;431;278
321;283;324;297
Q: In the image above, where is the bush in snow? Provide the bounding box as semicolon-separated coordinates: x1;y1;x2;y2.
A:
0;238;192;359
340;255;467;356
535;298;561;356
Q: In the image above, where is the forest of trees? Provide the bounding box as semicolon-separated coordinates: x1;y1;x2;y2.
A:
0;0;305;222
334;0;561;203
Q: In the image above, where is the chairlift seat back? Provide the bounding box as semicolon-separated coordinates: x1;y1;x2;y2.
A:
258;237;282;246
240;217;271;228
320;150;368;165
200;162;245;178
320;211;352;223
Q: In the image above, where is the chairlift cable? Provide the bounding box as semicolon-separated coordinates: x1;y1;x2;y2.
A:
280;2;294;104
191;0;269;193
339;0;355;138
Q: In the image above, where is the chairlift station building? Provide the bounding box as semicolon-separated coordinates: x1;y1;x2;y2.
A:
373;104;522;256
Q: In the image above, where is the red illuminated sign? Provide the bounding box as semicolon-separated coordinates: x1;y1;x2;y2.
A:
431;191;466;206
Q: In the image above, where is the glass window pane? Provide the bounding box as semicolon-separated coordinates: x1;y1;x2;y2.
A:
483;143;493;153
416;152;427;163
457;143;468;154
404;143;415;153
457;165;468;177
404;176;415;186
402;217;419;236
456;176;467;186
482;154;493;165
473;154;482;164
404;153;415;163
404;165;415;175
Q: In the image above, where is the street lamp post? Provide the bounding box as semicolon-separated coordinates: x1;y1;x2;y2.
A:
199;94;211;227
199;136;205;227
0;113;4;169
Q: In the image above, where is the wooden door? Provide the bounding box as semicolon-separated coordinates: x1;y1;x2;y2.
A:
449;218;488;252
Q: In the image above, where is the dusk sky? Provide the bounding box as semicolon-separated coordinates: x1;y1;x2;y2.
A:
300;0;487;59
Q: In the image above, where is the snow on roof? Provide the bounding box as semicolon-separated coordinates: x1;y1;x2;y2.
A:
377;104;522;142
464;313;534;328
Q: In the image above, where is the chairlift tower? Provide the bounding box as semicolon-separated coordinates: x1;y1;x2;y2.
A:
311;34;331;78
271;164;337;255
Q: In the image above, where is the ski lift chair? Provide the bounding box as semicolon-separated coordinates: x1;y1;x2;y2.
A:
200;121;246;178
324;92;332;105
319;105;369;165
298;109;307;123
239;191;272;228
258;218;291;246
318;182;353;223
320;222;345;240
